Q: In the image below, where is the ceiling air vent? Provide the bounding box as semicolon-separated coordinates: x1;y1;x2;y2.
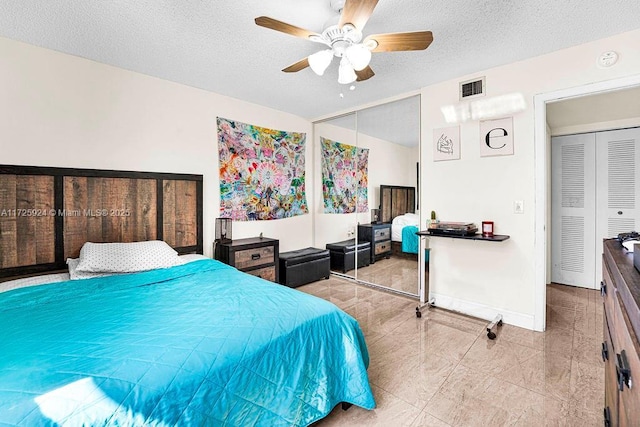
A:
459;77;485;100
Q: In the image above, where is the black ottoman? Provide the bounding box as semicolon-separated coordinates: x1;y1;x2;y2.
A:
278;247;330;288
326;239;371;273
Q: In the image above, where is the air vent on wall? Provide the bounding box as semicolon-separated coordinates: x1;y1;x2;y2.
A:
459;77;485;100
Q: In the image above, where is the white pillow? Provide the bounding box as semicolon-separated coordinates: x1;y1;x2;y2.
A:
75;241;182;273
392;213;420;227
67;258;119;280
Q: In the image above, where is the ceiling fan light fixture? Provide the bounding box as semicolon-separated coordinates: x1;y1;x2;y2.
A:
338;57;357;84
308;49;333;76
363;39;378;50
254;2;434;85
308;34;327;44
345;43;371;71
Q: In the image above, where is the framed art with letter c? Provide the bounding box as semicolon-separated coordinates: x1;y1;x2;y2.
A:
480;117;513;157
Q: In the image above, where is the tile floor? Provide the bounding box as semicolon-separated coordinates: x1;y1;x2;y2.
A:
299;279;604;426
353;256;420;295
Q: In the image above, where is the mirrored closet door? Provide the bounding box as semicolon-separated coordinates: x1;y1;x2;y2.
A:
313;95;422;296
313;112;359;280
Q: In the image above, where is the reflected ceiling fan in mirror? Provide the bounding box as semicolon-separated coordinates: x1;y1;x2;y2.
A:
255;0;433;84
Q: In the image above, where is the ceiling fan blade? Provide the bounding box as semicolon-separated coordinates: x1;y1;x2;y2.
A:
355;66;375;81
365;31;434;53
339;0;379;31
282;58;310;73
255;16;321;40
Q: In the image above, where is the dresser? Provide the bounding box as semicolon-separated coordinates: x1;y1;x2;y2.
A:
601;239;640;426
358;223;391;264
215;237;279;283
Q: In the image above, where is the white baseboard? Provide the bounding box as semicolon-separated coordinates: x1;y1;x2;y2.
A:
430;292;535;331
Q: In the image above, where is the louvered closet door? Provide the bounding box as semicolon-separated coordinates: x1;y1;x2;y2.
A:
551;133;597;289
595;128;640;284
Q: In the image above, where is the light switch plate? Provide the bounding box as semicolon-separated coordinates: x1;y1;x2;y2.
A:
514;200;524;214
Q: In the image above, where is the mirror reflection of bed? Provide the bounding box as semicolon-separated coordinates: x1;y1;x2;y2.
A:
355;185;424;295
313;95;422;296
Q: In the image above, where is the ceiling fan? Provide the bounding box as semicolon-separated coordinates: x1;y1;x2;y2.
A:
255;0;433;84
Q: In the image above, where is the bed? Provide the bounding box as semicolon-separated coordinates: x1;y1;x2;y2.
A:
0;165;375;426
392;213;420;254
379;185;419;257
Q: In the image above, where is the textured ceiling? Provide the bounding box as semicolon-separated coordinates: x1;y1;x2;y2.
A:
0;0;639;119
321;95;420;147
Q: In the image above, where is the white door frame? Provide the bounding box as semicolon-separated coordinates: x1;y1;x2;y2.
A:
534;74;640;332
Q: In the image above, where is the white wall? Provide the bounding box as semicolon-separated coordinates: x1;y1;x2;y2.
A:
0;37;313;255
364;135;418;214
313;122;418;249
421;28;640;330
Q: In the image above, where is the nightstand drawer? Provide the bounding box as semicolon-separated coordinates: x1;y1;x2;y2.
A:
246;266;276;282
215;237;280;283
374;228;390;241
374;241;391;255
235;246;274;269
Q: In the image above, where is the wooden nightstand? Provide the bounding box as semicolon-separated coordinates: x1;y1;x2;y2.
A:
214;237;279;282
358;223;391;264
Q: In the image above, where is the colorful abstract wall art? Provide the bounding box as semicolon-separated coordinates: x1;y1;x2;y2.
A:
217;117;308;221
320;137;369;214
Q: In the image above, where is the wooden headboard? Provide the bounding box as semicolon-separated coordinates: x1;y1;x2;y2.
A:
379;185;416;223
0;165;203;278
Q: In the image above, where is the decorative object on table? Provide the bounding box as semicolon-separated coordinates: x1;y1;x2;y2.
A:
371;208;380;224
215;217;233;243
482;221;494;237
428;210;438;228
480;117;514;157
217;117;308;221
320;137;369;214
427;222;478;236
433;126;461;161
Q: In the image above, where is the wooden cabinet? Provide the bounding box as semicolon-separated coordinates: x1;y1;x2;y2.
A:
602;240;640;427
358;223;391;264
215;237;279;283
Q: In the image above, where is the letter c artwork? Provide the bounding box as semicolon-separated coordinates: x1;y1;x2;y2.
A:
485;128;508;149
479;117;513;157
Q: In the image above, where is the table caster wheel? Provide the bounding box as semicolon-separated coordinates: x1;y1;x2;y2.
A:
415;308;422;318
498;319;503;326
487;331;496;340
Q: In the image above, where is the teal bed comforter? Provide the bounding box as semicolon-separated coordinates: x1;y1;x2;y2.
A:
401;225;420;254
0;260;375;426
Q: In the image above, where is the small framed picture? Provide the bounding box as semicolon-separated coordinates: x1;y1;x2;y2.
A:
482;221;494;237
433;126;460;161
480;117;514;157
